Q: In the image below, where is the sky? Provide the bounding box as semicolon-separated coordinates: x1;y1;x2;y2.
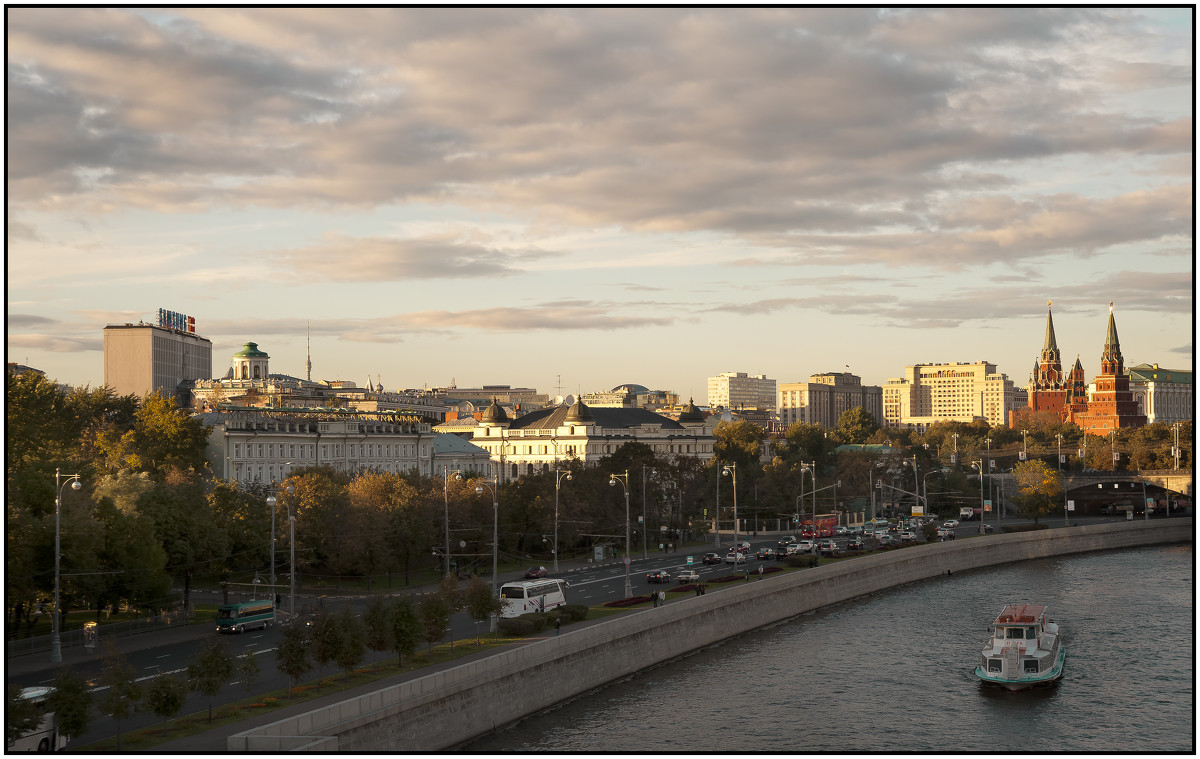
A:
7;8;1193;402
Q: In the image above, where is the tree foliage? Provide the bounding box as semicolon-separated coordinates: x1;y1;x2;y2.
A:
276;622;311;697
48;667;92;743
462;576;502;643
142;672;187;735
835;407;879;445
363;595;394;663
187;638;234;723
97;645;141;750
1012;460;1064;525
390;595;421;665
5;685;44;746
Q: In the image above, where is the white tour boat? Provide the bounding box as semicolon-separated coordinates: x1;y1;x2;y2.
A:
975;604;1065;690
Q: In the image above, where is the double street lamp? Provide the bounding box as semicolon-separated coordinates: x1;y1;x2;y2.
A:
475;476;499;595
722;464;738;553
444;469;463;578
553;467;572;573
609;471;632;598
51;468;83;663
267;483;297;621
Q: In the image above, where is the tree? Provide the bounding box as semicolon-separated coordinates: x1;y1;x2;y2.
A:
390;595;421;666
97;645;141;750
95;391;210;475
139;472;229;611
187;638;234;723
5;685;44;746
836;407;879;445
462;576;502;644
712;420;764;471
1012;460;1064;526
237;652;260;694
362;595;394;663
47;667;92;745
330;607;367;679
419;579;459;653
276;622;311;697
142;672;187;735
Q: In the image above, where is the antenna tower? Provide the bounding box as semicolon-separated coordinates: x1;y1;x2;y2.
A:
306;321;312;382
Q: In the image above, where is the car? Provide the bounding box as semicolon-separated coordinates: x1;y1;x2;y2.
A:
736;541;751;553
777;536;798;550
676;569;700;584
756;547;777;560
978;523;994;534
701;552;723;565
835;526;848;535
724;551;746;564
872;529;889;539
646;569;672;583
898;531;917;542
877;534;895;545
524;566;548;579
936;528;956;540
817;539;837;556
845;538;865;551
943;520;960;529
796;539;815;553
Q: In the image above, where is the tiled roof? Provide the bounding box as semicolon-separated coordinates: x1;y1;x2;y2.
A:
509;405;687;431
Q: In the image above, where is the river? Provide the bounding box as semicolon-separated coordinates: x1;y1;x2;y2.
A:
466;545;1193;752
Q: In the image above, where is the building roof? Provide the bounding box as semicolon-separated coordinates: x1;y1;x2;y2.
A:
233;342;269;358
509;404;688;431
834;443;896;455
432;433;490;456
1126;364;1193;384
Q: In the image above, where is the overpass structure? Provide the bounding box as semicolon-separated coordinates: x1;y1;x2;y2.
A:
986;469;1192;517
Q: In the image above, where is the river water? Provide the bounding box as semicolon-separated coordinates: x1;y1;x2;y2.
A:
467;545;1193;753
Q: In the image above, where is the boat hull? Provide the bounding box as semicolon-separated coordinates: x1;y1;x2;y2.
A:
975;645;1066;690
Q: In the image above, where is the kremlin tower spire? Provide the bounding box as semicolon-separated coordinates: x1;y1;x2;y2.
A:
1037;300;1063;386
1099;301;1124;375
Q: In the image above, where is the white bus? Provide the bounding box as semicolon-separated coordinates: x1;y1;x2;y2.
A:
499;578;570;618
9;686;67;752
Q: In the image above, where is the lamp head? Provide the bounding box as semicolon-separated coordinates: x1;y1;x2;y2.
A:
566;473;572;481
266;495;277;507
722;467;731;477
70;480;82;491
454;472;463;481
475;485;484;495
609;478;616;487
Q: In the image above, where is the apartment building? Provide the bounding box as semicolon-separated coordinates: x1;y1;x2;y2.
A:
882;362;1025;431
104;320;212;399
778;372;884;427
707;372;777;411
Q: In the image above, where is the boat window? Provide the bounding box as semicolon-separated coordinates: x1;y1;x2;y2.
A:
1026;627;1037;639
1005;627;1025;639
1024;659;1040;673
987;658;1003;672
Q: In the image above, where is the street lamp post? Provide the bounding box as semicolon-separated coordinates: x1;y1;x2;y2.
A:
444;469;463;578
51;468;83;663
475;477;500;596
553;467;572;573
609;471;632;598
722;464;738;553
642;466;655;559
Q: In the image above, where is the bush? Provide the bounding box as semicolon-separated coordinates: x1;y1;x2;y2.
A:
497;616;539;636
558;604;589;621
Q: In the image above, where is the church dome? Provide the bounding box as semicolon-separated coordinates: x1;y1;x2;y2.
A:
611;383;649;394
480;398;509;424
564;397;594;424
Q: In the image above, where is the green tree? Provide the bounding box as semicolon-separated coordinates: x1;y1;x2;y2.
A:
331;607;367;679
419;578;460;653
186;638;234;723
390;596;421;666
142;672;188;735
47;667;92;745
139;472;229;611
712;420;764;472
362;595;394;663
462;576;502;644
97;645;141;750
835;407;879;445
1012;460;1064;526
276;622;311;697
95;391;210;475
5;685;44;746
237;652;260;694
308;610;339;678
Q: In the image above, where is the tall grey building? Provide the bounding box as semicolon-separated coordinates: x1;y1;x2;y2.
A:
103;321;212;399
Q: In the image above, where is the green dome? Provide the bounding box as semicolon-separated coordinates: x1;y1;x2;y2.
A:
233;342;269;358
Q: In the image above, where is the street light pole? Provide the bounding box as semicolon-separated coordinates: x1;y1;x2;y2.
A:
553;467;572;573
642;466;655;559
610;471;632;598
475;477;500;595
444;469;462;578
722;464;738;553
51;468;82;663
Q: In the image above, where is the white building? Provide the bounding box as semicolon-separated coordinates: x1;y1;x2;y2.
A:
882;362;1025;431
199;407;483;485
778;372;884;428
1123;364;1193;424
453;398;714;483
707;372;777;411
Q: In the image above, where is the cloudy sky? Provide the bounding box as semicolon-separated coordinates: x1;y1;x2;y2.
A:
7;8;1193;401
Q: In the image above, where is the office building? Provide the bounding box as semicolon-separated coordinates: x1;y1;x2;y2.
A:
882;361;1024;431
778;372;884;428
103;318;212;399
707;372;777;411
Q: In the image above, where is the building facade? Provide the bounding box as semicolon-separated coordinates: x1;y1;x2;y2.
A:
778;372;884;428
707;372;777;411
1125;364;1193;425
882;361;1024;431
1073;305;1148;434
462;398;714;483
103;322;212;399
200;407;454;485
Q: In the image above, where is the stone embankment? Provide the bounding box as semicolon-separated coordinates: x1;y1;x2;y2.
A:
229;518;1191;751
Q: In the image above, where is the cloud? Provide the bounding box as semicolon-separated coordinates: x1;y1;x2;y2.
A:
7;8;1189;273
268;231;550;281
7;313;58;328
7;333;101;352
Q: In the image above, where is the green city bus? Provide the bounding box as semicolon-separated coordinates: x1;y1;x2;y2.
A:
215;599;275;633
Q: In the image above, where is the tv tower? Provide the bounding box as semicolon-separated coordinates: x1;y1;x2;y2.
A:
306;321;312;382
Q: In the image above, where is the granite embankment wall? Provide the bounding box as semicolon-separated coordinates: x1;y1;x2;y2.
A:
228;519;1191;752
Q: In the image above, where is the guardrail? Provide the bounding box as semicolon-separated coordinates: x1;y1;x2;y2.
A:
6;608;193;658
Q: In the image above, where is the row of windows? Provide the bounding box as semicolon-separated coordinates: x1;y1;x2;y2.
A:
231;442;427;459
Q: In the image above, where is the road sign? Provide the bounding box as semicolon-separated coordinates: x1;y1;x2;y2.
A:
687;556;693;566
984;500;992;512
623;556;630;565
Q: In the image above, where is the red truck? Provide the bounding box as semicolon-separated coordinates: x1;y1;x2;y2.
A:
800;514;838;538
